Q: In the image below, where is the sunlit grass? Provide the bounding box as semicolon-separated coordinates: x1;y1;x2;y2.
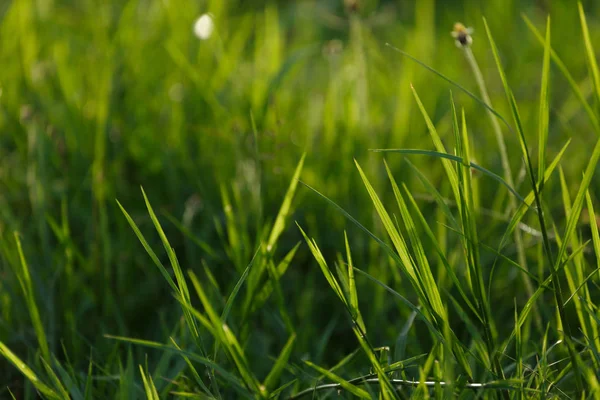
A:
1;0;600;398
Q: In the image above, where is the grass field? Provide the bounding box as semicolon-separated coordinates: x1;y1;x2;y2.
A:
2;0;600;398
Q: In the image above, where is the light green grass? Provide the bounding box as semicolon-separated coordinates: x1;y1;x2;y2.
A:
2;0;600;398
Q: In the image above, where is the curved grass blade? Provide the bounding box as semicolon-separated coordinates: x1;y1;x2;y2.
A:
298;181;403;276
139;365;160;400
0;341;60;400
522;14;600;134
385;43;514;134
222;247;259;324
352;268;443;341
263;333;296;393
497;139;570;252
401;185;482;323
484;18;584;390
578;2;600;105
303;360;371;399
371;149;524;204
105;335;250;396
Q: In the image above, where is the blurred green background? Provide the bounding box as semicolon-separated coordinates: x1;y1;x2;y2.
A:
1;0;600;397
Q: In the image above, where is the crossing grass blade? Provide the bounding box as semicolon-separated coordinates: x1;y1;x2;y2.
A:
0;341;60;400
262;333;296;393
354;160;426;301
410;85;460;203
522;14;600;135
370;149;524;204
105;335;250;396
297;224;398;399
352;267;443;341
169;338;214;397
557;169;600;354
401;184;482;322
385;44;514;133
404;159;459;230
250;242;300;313
188;271;263;396
302;360;371;399
245;153;305;320
139;364;160;400
497;139;570;251
483;18;585;390
141;187;199;339
40;358;71;400
116;199;178;293
297;224;346;304
384;160;446;322
500;239;590;354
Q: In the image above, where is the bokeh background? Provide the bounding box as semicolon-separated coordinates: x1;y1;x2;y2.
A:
1;0;600;397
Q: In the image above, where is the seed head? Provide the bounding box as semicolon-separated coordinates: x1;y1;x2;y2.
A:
451;22;473;47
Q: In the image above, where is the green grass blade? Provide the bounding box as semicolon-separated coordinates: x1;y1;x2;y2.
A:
385;43;514;134
188;271;262;395
538;17;551;188
162;211;219;259
169;338;214;397
13;233;50;361
404;159;459;230
523;14;600;134
263;333;296;393
40;357;72;400
116;199;178;293
303;360;371;399
410;86;460;203
384;161;445;320
139;364;160;400
266;152;305;253
354;160;422;293
585;191;600;282
0;341;60;400
353;268;443;341
498;139;570;250
251;242;300;313
344;232;365;332
299;181;401;266
141;187;198;338
578;2;600;104
401;185;482;322
222;247;259;323
371;149;524;203
105;335;249;395
553;140;600;272
297;224;346;303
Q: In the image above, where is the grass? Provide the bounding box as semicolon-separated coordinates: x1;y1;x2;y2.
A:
2;0;600;398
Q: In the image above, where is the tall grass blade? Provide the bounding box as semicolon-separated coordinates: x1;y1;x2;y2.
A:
0;341;60;399
371;149;524;203
263;333;296;393
578;2;600;104
537;17;551;188
139;365;160;400
12;233;50;361
303;360;371;399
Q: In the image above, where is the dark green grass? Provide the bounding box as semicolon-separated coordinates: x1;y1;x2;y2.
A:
2;0;600;398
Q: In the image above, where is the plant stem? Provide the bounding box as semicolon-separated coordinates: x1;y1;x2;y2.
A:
461;46;538;325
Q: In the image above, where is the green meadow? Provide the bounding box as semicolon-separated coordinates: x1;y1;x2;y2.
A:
2;0;600;398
